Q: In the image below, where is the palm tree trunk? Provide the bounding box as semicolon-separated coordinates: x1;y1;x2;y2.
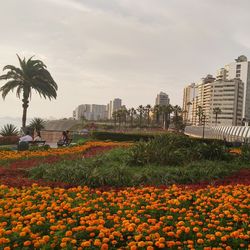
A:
22;97;29;128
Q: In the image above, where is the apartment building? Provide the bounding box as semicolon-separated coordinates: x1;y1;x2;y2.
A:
183;75;243;126
155;92;170;106
182;83;196;124
73;104;107;121
210;79;243;126
217;55;250;121
107;98;122;119
183;56;248;126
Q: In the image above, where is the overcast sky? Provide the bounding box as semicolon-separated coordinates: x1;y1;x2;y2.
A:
0;0;250;120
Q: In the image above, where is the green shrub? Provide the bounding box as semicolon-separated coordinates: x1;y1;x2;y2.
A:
91;131;155;142
29;144;51;151
127;134;196;166
240;144;250;162
127;134;231;166
17;141;29;151
0;146;12;151
194;142;229;161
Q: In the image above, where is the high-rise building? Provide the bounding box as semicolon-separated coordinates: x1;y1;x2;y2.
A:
183;83;196;123
107;98;122;119
210;79;243;126
217;55;250;121
73;104;107;121
182;75;244;126
155;92;170;106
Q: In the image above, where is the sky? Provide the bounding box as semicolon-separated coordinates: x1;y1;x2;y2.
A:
0;0;250;123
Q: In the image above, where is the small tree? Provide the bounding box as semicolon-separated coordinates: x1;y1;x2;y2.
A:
0;124;19;136
29;118;46;132
213;107;222;126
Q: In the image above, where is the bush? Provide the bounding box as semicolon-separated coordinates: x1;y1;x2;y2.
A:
29;144;51;151
91;131;155;142
240;144;250;162
127;134;231;166
195;141;229;161
17;141;29;151
127;134;196;166
0;136;19;145
28;147;247;187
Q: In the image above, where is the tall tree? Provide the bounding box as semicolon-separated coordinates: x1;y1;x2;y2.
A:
128;108;137;127
172;105;183;131
161;104;173;130
186;101;192;122
137;105;145;128
145;104;152;127
213;107;222;126
153;105;161;126
196;106;204;125
112;111;118;127
0;55;58;128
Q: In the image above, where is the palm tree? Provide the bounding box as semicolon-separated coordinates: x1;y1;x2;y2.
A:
0;124;19;136
196;106;204;125
145;104;151;127
172;105;183;131
0;55;58;128
161;104;173;130
128;108;137;127
153;105;161;126
137;105;145;128
112;111;118;127
186;101;192;122
29;117;46;133
213;107;222;126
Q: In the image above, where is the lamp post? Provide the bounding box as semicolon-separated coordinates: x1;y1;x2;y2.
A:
202;114;206;139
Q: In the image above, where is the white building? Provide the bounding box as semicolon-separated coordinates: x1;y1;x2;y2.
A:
107;98;122;119
182;83;196;123
73;104;108;121
217;55;250;121
183;74;244;126
210;79;243;126
155;92;170;106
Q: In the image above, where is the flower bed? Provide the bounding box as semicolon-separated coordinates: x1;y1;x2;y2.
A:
0;184;248;249
0;141;131;161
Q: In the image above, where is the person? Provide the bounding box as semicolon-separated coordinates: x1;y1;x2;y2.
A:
57;131;69;147
34;131;42;141
19;131;33;142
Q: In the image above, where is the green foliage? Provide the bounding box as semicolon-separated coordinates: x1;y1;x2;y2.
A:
28;147;246;187
0;146;12;151
194;141;229;161
29;118;45;132
0;124;19;136
240;144;250;161
29;144;50;151
17;141;29;151
91;131;155;142
127;134;230;166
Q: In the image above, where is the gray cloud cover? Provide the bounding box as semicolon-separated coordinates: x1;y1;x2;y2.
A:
0;0;250;119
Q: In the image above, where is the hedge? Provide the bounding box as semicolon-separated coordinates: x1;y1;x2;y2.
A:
91;131;155;142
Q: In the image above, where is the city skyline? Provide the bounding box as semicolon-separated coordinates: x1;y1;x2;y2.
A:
0;0;250;120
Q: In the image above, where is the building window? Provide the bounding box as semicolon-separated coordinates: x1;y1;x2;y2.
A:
236;64;241;69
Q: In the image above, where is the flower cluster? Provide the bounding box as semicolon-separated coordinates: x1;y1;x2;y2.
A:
0;184;248;249
0;141;131;161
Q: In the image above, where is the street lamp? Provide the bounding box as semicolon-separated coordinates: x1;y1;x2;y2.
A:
202;114;206;139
